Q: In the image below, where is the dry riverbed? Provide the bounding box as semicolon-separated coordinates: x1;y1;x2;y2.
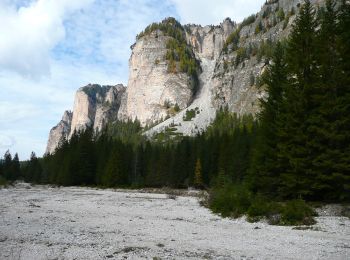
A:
0;183;349;259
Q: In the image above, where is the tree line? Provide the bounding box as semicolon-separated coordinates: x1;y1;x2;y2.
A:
0;109;255;190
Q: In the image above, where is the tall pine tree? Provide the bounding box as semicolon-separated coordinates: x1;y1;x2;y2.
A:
249;42;288;196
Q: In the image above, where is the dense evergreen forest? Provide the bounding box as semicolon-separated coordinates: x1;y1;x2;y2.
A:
1;0;349;224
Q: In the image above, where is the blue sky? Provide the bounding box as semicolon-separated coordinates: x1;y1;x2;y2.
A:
0;0;263;160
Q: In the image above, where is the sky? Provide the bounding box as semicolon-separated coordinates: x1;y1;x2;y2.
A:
0;0;263;160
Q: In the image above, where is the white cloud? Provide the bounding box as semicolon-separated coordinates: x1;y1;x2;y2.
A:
170;0;263;25
0;0;93;78
0;134;16;150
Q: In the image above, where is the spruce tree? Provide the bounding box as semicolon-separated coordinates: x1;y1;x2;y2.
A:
26;152;42;183
3;150;12;180
277;0;318;199
249;42;288;196
11;153;20;181
194;158;203;189
326;0;350;200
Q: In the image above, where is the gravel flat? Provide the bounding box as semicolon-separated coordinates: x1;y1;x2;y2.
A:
0;184;349;259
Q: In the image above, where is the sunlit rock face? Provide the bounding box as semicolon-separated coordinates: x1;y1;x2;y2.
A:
46;111;72;155
46;84;126;154
118;30;194;126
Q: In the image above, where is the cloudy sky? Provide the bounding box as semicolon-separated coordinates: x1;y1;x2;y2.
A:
0;0;263;160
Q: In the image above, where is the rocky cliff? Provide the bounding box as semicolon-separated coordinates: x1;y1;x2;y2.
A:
46;84;125;154
117;28;194;126
47;0;326;153
46;111;73;155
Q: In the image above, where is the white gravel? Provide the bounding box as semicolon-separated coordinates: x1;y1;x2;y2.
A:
0;184;349;260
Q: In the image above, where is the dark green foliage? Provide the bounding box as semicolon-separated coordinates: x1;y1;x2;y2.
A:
255;21;263;34
277;8;285;21
223;28;241;52
263;6;272;19
283;15;290;29
250;0;350;201
210;184;316;225
249;72;255;86
81;84;113;102
235;47;247;67
249;42;288;196
247;194;275;218
0;175;8;186
256;39;276;62
137;17;183;40
281;199;316;225
107;119;144;145
183;108;198;121
174;103;180;112
210;184;252;218
166;39;199;78
21;109;255;193
223;14;257;53
1;150;21;181
23;152;42;183
241;14;256;28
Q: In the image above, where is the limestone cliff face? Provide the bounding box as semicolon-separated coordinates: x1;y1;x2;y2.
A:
47;0;327;150
46;111;72;154
146;0;326;136
146;19;236;136
70;84;126;135
46;84;126;154
211;0;314;114
185;18;235;61
118;30;194;126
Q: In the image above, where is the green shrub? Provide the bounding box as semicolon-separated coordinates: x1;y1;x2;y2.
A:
209;185;317;226
277;8;285;21
183;108;198;121
247;194;271;217
255;22;263;35
263;6;272;19
0;176;8;187
209;184;252;218
281;199;317;225
223;28;241;51
249;72;255;86
283;15;290;29
174;103;180;112
241;14;256;28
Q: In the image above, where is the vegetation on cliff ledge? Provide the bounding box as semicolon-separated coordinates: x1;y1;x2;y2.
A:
137;17;200;92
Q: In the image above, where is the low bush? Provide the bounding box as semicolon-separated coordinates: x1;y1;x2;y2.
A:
209;184;317;225
0;176;8;187
183;108;198;121
247;194;272;217
281;199;317;225
209;184;252;218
